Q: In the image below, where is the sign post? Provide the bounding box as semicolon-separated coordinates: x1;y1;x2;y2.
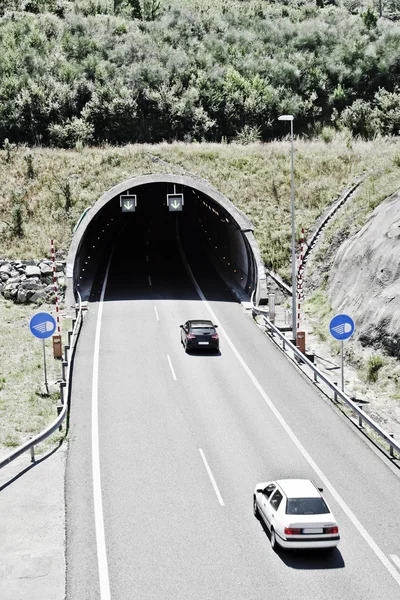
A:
329;314;355;392
30;312;57;395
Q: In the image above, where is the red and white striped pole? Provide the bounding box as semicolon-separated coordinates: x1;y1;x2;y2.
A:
51;239;61;334
297;228;305;329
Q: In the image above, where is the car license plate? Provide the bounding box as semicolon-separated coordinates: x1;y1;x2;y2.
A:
198;341;209;345
303;528;323;534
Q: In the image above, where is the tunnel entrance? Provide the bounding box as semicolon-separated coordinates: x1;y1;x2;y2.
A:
66;174;267;307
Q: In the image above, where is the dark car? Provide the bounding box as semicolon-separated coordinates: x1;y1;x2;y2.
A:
180;320;219;353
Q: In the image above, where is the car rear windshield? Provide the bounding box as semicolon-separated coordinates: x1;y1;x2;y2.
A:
191;327;215;334
286;497;330;515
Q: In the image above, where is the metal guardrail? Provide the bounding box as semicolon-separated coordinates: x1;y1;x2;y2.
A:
251;296;400;460
0;291;83;470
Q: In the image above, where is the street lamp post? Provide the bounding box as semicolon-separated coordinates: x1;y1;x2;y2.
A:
278;114;296;341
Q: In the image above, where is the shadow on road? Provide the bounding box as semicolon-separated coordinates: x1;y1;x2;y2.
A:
0;440;64;493
257;517;345;570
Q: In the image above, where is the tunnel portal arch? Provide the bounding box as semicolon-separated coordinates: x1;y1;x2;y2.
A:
66;173;267;307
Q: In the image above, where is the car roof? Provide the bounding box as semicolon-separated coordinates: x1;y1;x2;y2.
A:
275;479;320;498
188;320;214;327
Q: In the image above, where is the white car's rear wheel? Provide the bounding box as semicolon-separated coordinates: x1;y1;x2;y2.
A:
253;496;259;519
270;528;278;551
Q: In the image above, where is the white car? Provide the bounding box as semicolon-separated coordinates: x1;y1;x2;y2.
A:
253;479;340;551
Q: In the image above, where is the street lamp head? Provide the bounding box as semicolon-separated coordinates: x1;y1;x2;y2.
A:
278;115;294;121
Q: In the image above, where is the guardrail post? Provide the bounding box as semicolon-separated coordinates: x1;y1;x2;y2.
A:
64;345;69;363
282;338;286;351
358;407;363;428
68;330;72;346
390;434;395;458
62;360;68;381
57;403;63;431
30;444;35;463
59;381;66;405
313;370;318;383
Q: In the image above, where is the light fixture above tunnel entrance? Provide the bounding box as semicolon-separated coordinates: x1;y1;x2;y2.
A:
66;174;267;308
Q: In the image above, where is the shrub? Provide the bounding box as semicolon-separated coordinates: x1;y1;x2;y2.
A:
367;354;384;382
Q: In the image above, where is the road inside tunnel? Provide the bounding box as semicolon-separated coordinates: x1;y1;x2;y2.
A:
89;210;236;308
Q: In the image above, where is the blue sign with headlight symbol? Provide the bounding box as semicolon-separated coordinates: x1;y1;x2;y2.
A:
329;314;355;341
30;312;56;339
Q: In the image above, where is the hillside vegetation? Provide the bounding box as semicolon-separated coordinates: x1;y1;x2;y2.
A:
1;138;399;282
1;0;400;146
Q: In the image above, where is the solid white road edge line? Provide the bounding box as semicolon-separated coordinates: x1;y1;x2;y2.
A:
154;306;159;321
167;355;177;380
92;255;113;600
390;555;400;571
199;449;225;507
179;246;400;588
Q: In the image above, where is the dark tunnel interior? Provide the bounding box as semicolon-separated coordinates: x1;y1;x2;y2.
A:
73;182;258;303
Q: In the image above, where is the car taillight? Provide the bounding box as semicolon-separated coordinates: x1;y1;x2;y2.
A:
211;333;219;340
284;528;302;535
324;526;339;534
187;333;196;340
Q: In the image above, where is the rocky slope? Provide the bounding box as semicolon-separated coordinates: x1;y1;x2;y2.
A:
327;190;400;358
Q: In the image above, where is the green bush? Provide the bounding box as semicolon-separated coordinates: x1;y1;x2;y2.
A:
367;355;384;382
0;2;400;145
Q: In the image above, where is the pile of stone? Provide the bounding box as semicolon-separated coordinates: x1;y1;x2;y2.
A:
0;259;66;305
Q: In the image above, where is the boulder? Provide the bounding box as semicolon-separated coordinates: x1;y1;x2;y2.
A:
21;260;38;266
0;264;11;274
21;281;42;291
26;265;41;277
0;272;10;282
39;262;53;275
6;276;23;285
4;285;18;300
17;289;28;304
29;290;46;302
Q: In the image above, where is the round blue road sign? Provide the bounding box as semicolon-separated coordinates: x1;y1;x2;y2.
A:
30;312;56;339
329;314;355;341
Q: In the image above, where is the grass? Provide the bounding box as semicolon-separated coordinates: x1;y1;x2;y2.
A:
0;296;71;457
1;135;400;284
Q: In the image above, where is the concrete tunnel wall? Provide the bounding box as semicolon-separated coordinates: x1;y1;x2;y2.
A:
66;173;267;307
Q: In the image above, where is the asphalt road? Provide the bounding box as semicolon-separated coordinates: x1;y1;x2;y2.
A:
66;225;400;600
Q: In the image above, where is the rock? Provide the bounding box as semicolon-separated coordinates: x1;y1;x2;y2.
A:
21;260;38;266
29;290;46;302
17;289;28;303
4;285;18;299
328;190;400;358
39;262;53;275
26;265;41;277
6;276;23;285
21;281;42;291
0;264;11;274
0;272;10;282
